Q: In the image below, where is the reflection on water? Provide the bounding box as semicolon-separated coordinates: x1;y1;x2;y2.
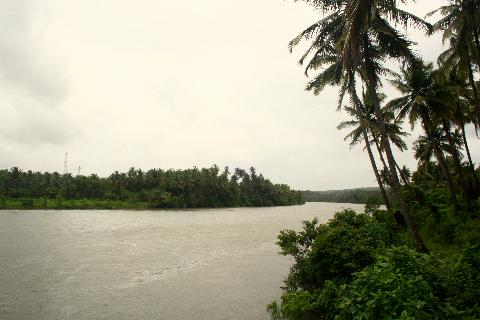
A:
0;202;364;320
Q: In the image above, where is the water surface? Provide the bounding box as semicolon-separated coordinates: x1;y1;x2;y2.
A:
0;202;364;320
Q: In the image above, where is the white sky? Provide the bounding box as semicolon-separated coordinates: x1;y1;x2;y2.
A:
0;0;478;190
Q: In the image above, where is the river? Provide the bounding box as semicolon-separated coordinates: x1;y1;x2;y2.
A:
0;202;365;320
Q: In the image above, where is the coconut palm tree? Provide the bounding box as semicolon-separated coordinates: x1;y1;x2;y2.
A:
341;0;430;252
429;0;480;69
292;27;393;208
436;34;480;124
388;61;460;212
430;0;480;123
441;69;480;189
290;0;430;252
337;92;391;209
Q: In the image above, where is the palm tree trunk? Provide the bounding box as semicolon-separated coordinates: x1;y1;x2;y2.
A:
373;138;390;181
422;116;459;213
394;162;411;187
373;135;410;186
466;52;480;127
354;104;391;209
442;119;466;191
362;34;427;253
461;121;480;190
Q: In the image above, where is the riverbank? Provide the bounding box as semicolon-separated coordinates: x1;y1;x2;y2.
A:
0;198;151;210
0;198;306;210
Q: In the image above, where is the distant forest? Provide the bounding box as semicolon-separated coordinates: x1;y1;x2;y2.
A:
0;166;304;209
302;188;383;204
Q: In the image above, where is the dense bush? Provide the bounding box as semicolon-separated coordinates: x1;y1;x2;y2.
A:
268;207;480;320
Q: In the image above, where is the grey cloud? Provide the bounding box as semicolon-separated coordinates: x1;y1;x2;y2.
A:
0;0;68;103
0;0;72;147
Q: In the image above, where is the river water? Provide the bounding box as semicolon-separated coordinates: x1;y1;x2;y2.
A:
0;202;364;320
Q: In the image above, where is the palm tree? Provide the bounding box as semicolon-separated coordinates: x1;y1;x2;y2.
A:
292;27;393;208
290;0;429;252
437;34;480;124
342;0;430;252
388;61;460;212
429;0;480;69
430;0;480;123
362;91;411;186
337;92;391;209
413;131;451;164
442;69;480;189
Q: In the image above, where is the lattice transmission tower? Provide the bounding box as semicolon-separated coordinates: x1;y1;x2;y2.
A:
64;152;69;174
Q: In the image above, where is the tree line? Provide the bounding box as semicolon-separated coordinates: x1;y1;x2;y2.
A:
302;188;383;204
0;166;304;208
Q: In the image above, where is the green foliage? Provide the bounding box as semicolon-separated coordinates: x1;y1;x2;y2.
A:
41;197;48;209
302;188;383;204
337;244;480;319
276;0;480;317
55;194;63;209
269;207;480;320
270;207;404;319
21;198;34;209
0;166;304;209
0;193;6;209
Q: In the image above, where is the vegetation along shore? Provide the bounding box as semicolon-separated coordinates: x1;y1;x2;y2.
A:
0;166;304;210
268;0;480;318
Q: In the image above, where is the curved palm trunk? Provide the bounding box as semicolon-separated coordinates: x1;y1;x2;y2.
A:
442;119;466;192
373;136;410;187
422;116;459;213
394;162;411;187
374;138;391;183
353;104;391;209
466;51;480;128
362;34;427;253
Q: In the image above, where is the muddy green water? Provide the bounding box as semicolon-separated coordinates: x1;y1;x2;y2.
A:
0;202;364;320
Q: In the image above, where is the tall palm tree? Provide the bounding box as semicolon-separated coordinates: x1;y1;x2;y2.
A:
337;92;391;209
442;69;480;189
437;34;480;124
388;61;460;212
413;130;452;165
429;0;480;69
341;90;411;187
292;26;393;208
341;0;430;252
290;0;429;252
430;0;480;124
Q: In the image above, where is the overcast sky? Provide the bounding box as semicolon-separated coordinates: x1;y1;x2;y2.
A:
0;0;477;190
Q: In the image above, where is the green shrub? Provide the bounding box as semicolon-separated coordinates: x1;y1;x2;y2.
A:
443;243;480;309
337;247;440;319
0;194;6;209
268;207;480;320
21;198;34;209
276;209;402;292
55;195;63;209
268;280;341;320
41;197;48;209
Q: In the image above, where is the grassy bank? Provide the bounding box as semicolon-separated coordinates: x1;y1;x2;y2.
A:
0;198;151;210
0;197;306;210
